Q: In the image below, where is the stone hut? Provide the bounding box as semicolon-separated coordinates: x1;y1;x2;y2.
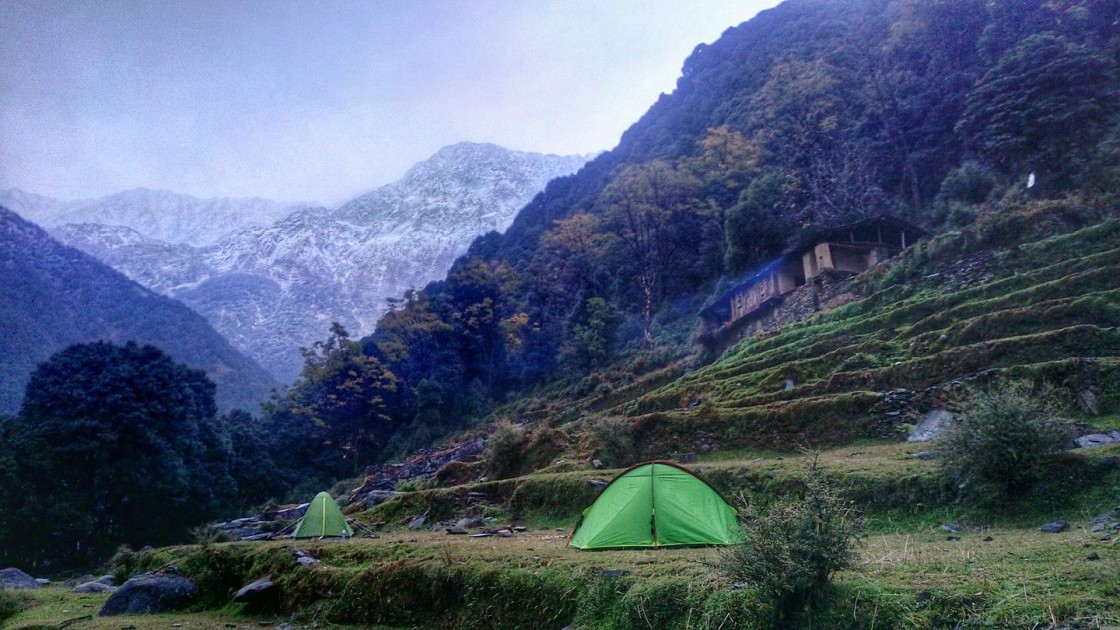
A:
699;216;925;353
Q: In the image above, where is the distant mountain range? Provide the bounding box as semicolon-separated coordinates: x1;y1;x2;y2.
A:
0;206;276;415
0;187;301;247
2;143;592;382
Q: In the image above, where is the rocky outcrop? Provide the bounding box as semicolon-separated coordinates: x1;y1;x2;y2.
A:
0;567;40;590
349;438;486;506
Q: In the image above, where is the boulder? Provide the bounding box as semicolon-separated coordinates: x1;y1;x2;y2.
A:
98;574;199;616
1074;431;1120;449
73;581;118;594
362;490;400;508
0;567;40;590
233;575;279;611
907;410;957;442
1039;520;1069;534
1078;390;1100;416
407;513;429;530
587;479;608;490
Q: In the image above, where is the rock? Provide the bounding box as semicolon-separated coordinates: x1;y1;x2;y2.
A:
73;581;118;594
1078;390;1100;416
1087;552;1100;561
233;575;278;609
983;536;993;542
407;513;429;530
98;574;199;616
590;568;630;580
913;451;936;460
588;479;608;490
1039;520;1068;533
296;556;319;566
939;523;963;533
457;516;485;529
908;409;958;442
496;529;513;538
469;532;493;538
361;490;400;508
34;578;49;585
1075;432;1120;448
266;503;310;521
512;526;527;532
240;533;274;541
0;567;40;590
591;459;604;469
95;575;116;586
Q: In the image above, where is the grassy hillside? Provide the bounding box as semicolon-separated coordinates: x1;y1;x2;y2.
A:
462;200;1120;468
13;440;1118;629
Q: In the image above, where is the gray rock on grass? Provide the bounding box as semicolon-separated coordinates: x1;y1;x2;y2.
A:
0;567;40;590
98;574;199;616
1039;520;1069;533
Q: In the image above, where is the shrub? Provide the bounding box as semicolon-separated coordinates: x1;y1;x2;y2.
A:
585;415;637;468
484;422;569;480
0;590;24;625
719;467;864;620
484;422;525;480
938;161;997;206
940;382;1070;505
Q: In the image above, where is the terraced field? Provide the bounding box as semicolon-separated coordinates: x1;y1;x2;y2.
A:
590;218;1120;456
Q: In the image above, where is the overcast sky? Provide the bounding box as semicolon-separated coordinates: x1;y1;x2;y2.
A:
0;1;780;205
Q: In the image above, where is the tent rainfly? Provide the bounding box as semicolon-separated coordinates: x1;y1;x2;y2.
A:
292;492;354;539
569;461;740;550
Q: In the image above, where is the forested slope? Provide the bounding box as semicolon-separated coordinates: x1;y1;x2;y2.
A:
260;0;1119;485
0;207;276;414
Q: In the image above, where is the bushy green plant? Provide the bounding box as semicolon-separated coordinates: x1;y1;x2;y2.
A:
940;383;1071;505
586;415;637;468
719;468;864;620
484;422;569;479
0;590;24;625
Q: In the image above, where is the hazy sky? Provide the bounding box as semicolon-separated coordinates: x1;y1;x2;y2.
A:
0;1;780;205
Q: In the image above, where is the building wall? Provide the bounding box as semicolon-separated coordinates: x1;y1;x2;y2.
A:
702;269;856;355
830;247;870;274
808;243;834;279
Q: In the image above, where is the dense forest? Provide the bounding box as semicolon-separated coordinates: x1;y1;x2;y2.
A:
1;0;1118;569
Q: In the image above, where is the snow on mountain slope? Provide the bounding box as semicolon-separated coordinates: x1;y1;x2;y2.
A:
45;143;593;383
1;187;302;246
0;206;276;415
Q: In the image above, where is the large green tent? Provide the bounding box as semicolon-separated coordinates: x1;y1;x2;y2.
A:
292;492;354;539
569;461;739;550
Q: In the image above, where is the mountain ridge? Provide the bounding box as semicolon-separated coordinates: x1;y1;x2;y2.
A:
0;206;276;415
25;143;593;382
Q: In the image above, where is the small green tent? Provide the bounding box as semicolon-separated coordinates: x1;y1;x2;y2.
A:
292;492;354;539
569;461;739;550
